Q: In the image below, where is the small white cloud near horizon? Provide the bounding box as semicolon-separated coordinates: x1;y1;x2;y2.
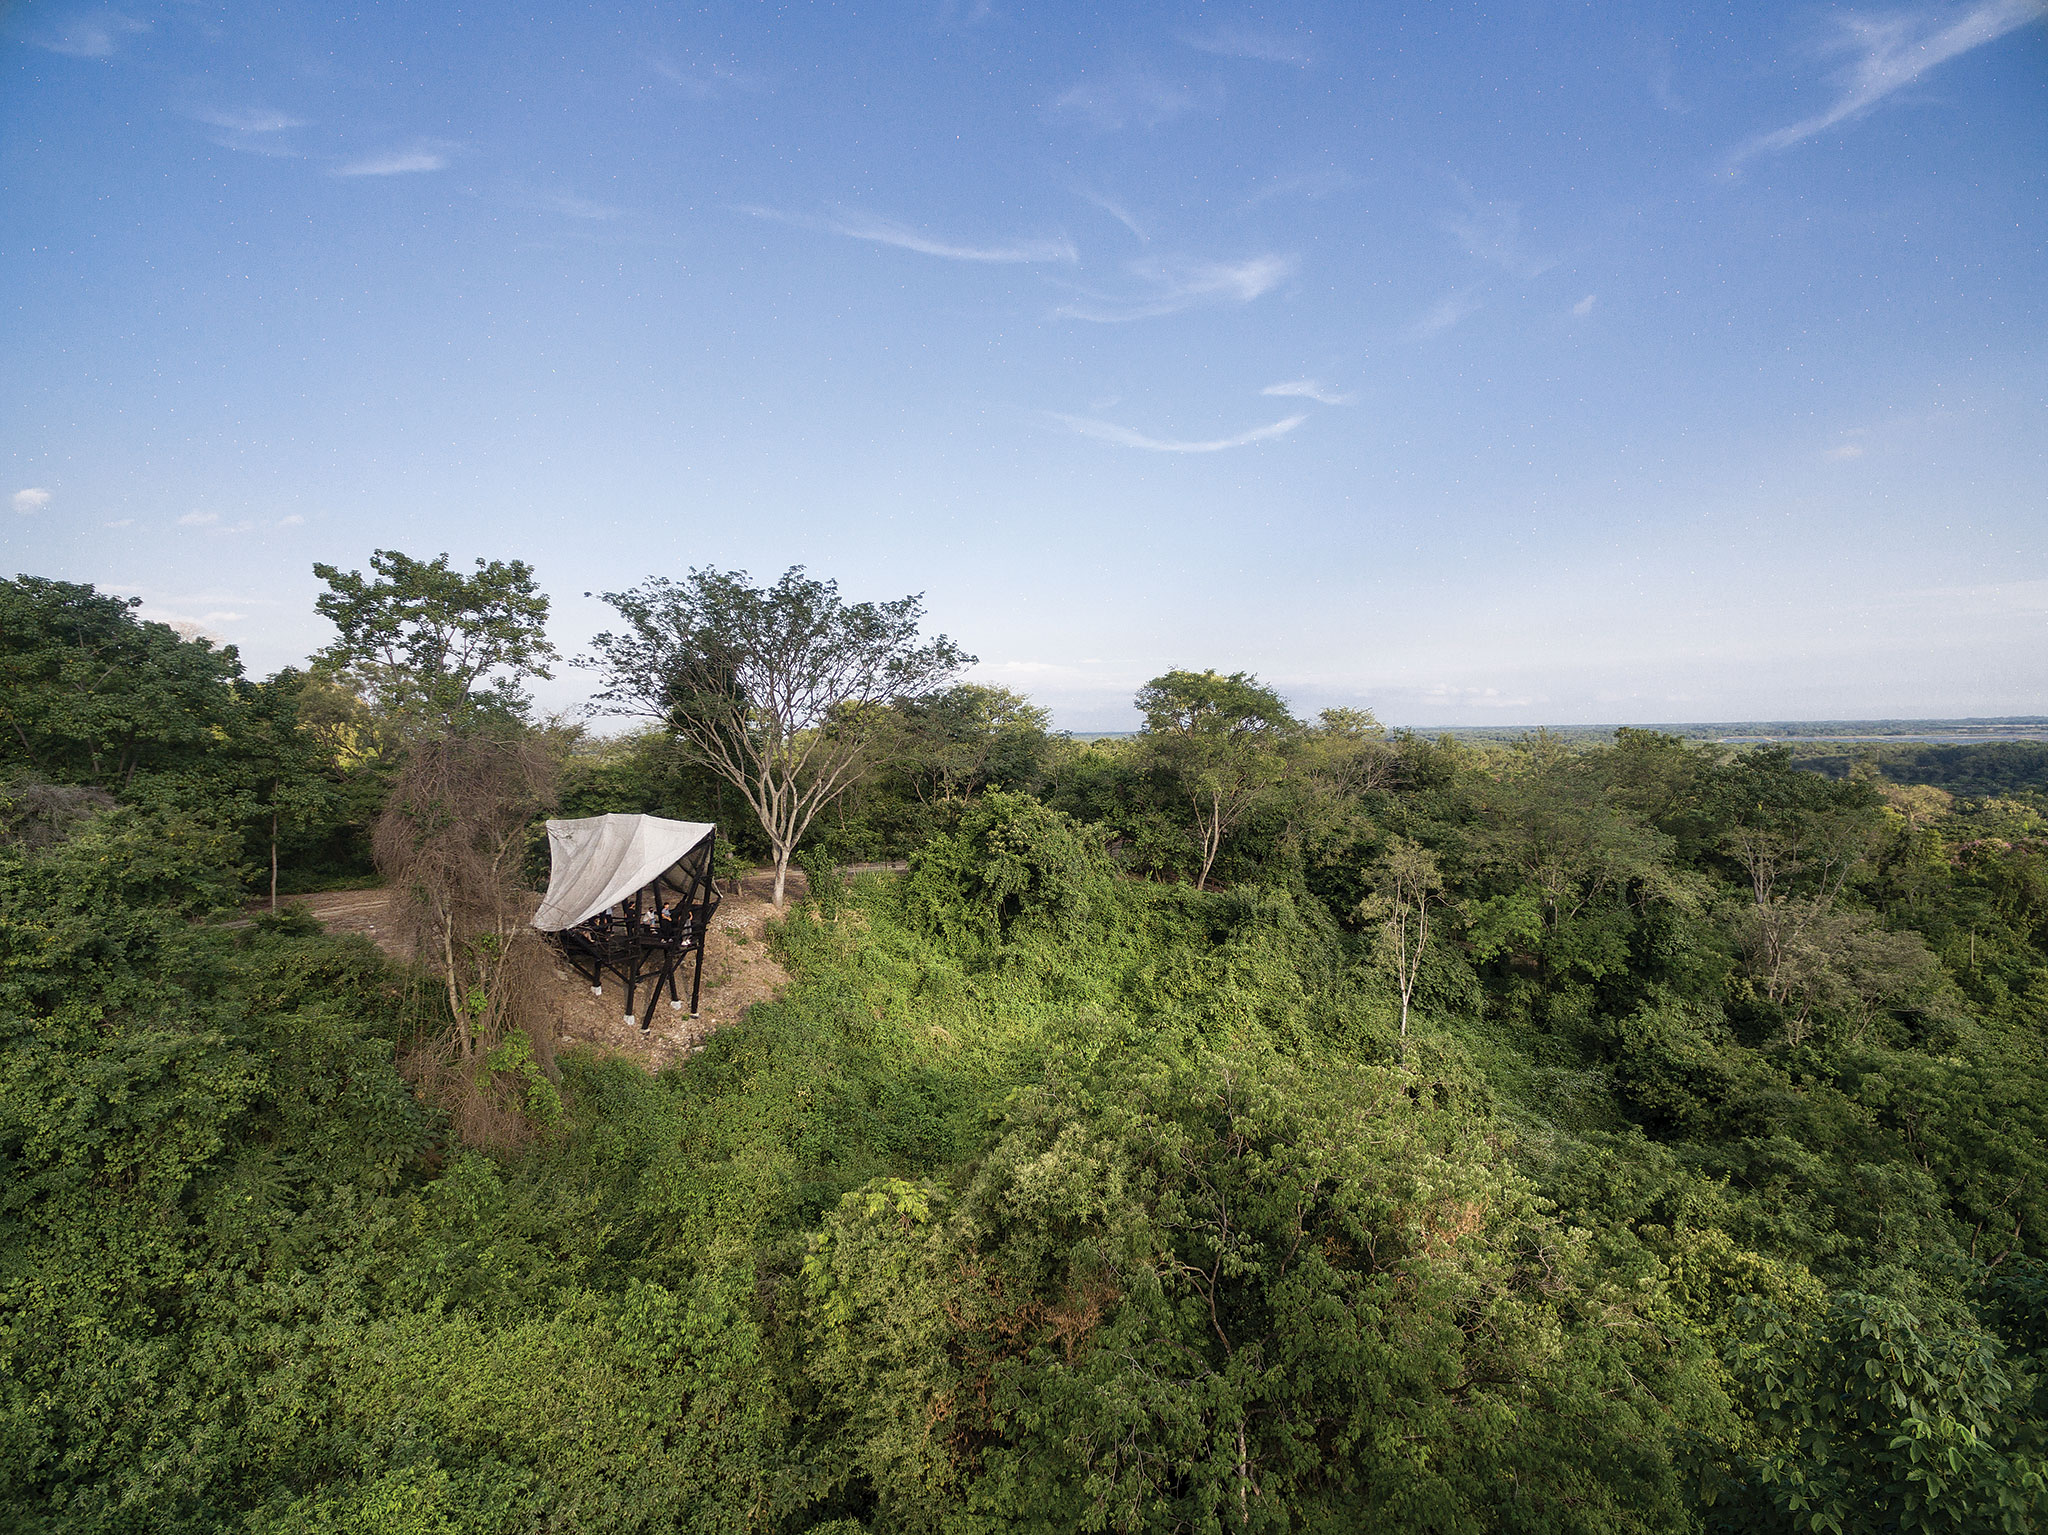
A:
1729;0;2047;166
1056;252;1295;322
741;205;1077;264
1263;379;1351;405
1049;411;1308;453
1177;26;1314;66
29;11;148;57
104;518;133;528
1572;294;1598;317
276;514;306;527
333;143;454;178
12;488;50;514
178;511;219;527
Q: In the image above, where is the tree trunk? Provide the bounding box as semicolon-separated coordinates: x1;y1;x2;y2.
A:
772;849;789;908
269;809;279;913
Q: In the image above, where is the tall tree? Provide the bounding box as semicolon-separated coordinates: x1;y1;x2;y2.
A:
0;575;244;788
311;550;557;731
884;683;1052;804
229;670;345;911
1359;835;1444;1050
1135;668;1296;889
586;566;969;906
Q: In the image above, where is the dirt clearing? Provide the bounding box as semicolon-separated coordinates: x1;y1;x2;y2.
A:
260;880;801;1072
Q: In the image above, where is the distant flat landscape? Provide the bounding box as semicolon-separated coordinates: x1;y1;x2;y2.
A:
1420;717;2048;744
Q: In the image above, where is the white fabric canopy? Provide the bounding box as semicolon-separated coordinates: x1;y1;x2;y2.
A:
531;813;715;932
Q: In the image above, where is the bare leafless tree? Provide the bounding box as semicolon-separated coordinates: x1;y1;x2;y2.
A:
373;734;560;1144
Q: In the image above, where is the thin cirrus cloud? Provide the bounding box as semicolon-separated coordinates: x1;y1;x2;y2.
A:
740;205;1078;264
1177;26;1314;66
189;105;308;157
12;488;51;514
1073;186;1147;241
1046;73;1199;130
1241;168;1354;211
510;184;624;221
1443;184;1554;279
1409;287;1486;339
332;143;454;178
1049;412;1308;453
1055;252;1296;323
1262;380;1351;405
1728;0;2046;166
28;11;148;57
650;56;768;99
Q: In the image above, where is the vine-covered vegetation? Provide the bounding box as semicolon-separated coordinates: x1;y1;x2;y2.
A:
4;571;2048;1532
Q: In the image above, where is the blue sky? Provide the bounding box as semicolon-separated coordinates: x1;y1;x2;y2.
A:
3;0;2043;729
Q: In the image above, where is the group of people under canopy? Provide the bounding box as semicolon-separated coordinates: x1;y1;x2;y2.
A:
532;813;724;1030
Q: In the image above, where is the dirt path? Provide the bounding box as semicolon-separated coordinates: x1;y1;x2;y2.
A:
260;881;799;1072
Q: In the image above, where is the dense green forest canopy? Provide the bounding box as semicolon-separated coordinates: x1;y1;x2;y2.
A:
4;567;2048;1533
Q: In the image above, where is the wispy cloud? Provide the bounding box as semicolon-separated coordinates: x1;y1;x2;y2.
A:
511;185;623;221
28;11;148;58
934;0;998;29
1572;294;1597;317
1241;168;1354;210
1444;184;1554;279
175;511;258;534
740;205;1077;264
189;105;308;157
1049;412;1307;453
276;514;306;527
1074;187;1147;241
192;106;306;134
1055;252;1295;322
333;143;454;177
104;518;133;528
1263;379;1351;405
1730;0;2046;166
137;607;242;642
1046;73;1199;130
1409;288;1485;338
650;55;768;99
1178;26;1314;66
12;488;50;514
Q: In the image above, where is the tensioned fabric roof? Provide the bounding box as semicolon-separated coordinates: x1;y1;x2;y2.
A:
531;813;715;932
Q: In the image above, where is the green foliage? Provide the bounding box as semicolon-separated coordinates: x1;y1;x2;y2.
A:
0;575;245;789
903;791;1113;949
9;591;2048;1530
312;549;556;729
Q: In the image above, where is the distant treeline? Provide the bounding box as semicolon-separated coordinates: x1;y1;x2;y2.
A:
1791;741;2048;798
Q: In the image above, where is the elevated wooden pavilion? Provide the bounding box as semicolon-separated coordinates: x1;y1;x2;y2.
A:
532;813;722;1031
